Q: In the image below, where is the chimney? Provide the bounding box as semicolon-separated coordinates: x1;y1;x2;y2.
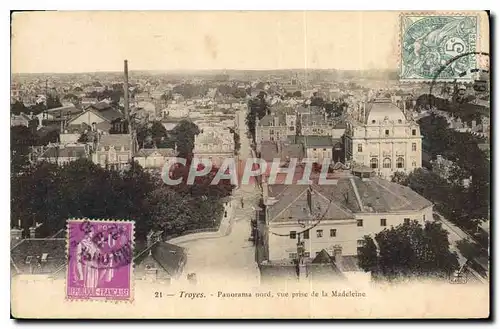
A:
11;219;23;242
123;60;134;156
333;246;343;271
29;222;43;239
262;177;269;204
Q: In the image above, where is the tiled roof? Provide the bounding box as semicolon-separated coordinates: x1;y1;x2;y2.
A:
259;113;287;126
260;141;305;162
39;145;88;159
287;135;334;148
267;176;432;223
98;134;132;148
267;185;354;223
136;148;177;158
134;241;186;277
98;108;124;122
10;238;66;275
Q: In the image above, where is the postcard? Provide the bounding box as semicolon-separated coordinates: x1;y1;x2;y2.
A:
10;10;490;319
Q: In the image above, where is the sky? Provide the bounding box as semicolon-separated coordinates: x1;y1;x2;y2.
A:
11;11;488;73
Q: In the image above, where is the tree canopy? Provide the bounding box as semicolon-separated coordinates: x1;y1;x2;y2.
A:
358;221;459;281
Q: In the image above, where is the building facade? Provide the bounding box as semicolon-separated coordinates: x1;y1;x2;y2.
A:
344;99;422;179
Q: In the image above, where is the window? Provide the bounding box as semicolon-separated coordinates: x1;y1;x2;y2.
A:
396;157;404;168
372;120;376;124
270;137;274;141
383;158;391;169
316;230;323;238
289;126;295;131
357;239;365;247
304;252;310;258
412;161;417;167
380;218;387;226
370;158;378;169
385;129;390;136
404;218;410;225
290;231;296;239
358;144;363;152
303;230;310;239
313;148;317;151
398;119;402;123
289;253;298;259
270;130;275;135
357;219;363;227
412;129;417;136
224;211;228;218
330;229;337;237
323;148;327;151
412;143;417;151
41;253;48;262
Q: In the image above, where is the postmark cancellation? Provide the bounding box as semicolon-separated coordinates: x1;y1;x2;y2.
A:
400;13;479;81
65;219;135;302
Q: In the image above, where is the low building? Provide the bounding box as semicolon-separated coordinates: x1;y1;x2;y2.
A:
193;129;234;167
287;135;335;164
134;232;187;284
92;134;133;170
256;112;296;151
38;144;90;166
260;168;433;263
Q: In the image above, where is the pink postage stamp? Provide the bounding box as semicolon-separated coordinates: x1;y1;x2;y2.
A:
66;219;134;302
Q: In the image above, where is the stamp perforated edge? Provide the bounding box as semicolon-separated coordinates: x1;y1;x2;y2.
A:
64;218;135;304
398;11;483;83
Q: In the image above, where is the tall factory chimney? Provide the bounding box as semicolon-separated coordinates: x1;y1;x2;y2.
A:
123;60;135;157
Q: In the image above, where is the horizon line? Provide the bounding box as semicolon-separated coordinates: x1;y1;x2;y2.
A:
12;67;398;75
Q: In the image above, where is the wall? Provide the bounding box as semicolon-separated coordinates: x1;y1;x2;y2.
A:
266;205;433;260
267;220;358;260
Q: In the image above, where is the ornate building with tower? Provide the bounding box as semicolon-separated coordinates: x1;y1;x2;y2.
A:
344;98;422;179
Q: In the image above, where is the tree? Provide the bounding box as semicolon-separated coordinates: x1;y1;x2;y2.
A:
246;93;268;143
170;120;200;157
292;90;302;97
391;171;408;185
11;100;28;115
358;221;459;280
11;125;36;174
46;94;63;109
357;236;378;273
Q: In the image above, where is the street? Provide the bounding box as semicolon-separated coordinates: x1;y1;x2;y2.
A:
175;107;262;285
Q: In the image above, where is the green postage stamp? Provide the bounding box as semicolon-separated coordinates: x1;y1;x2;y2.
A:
400;14;478;81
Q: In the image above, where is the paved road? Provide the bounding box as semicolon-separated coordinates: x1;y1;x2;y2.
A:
175;107;262;285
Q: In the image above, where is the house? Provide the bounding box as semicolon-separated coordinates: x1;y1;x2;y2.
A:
92;134;133;170
10;223;66;278
66;103;123;130
259;168;433;263
287;135;335;164
10;113;31;127
256;112;296;151
134;231;187;284
135;148;177;170
38;144;90;166
193;129;234;167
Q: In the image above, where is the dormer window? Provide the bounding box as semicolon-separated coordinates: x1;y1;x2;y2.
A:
371;120;376;124
412;129;417;136
385;129;390;136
